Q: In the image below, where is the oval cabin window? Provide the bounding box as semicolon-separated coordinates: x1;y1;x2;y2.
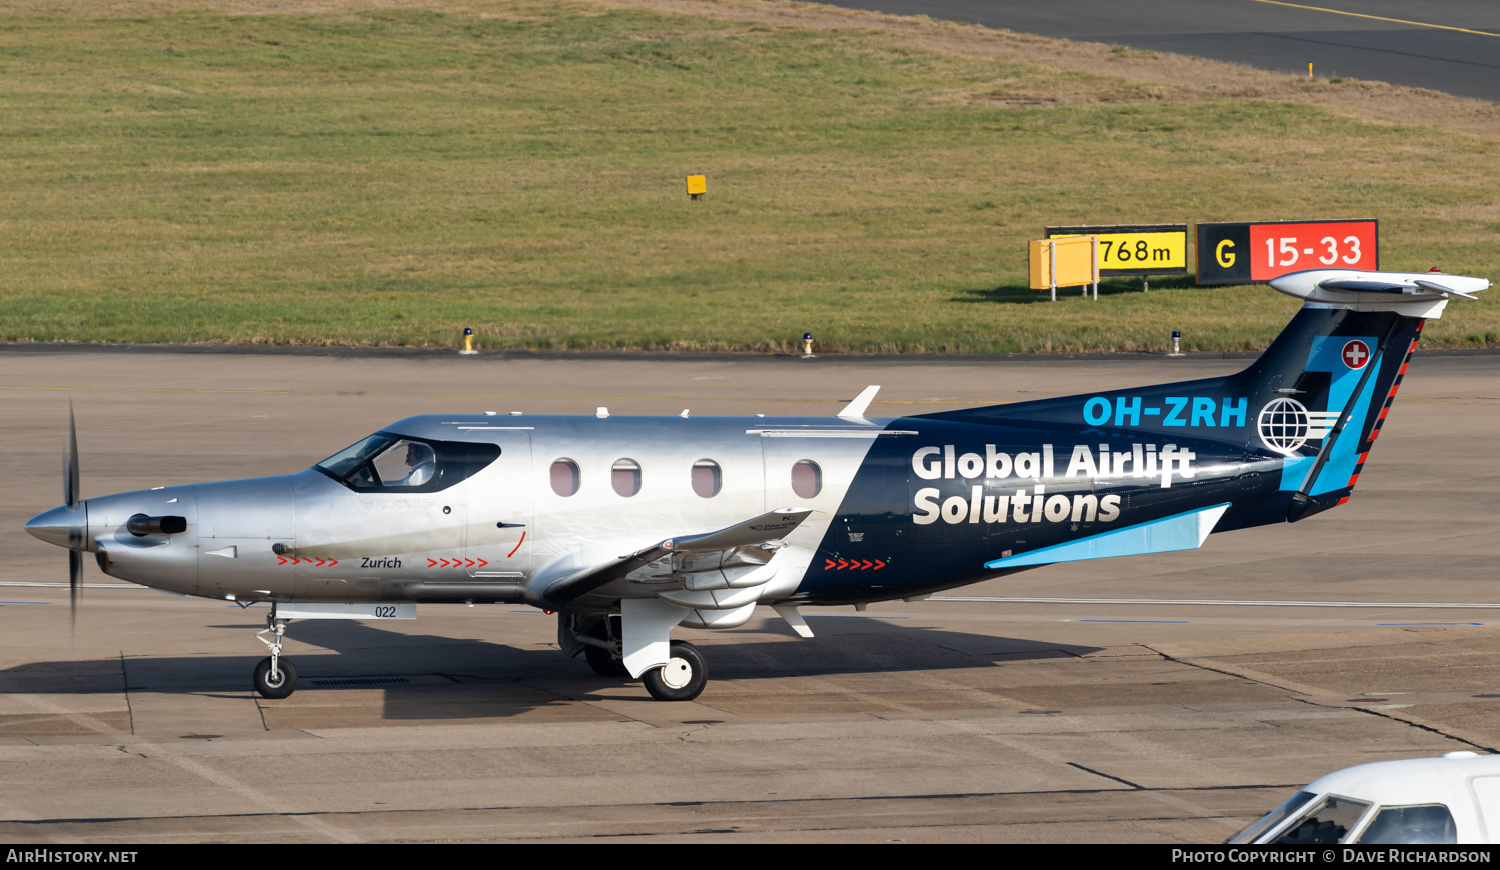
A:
612;458;642;497
791;460;821;499
550;459;580;497
692;460;722;498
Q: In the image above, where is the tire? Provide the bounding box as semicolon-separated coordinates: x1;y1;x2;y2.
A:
253;656;298;699
584;616;630;678
643;640;707;702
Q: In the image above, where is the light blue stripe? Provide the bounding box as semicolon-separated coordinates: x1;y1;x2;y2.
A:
1311;351;1382;496
984;503;1231;569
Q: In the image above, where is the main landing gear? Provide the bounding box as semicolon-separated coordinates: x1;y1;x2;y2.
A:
582;615;630;679
253;610;299;699
572;610;710;702
643;640;707;702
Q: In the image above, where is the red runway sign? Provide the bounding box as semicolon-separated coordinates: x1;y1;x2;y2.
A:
1197;220;1378;285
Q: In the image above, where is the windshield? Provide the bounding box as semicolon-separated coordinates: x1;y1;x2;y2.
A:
315;432;500;493
1271;795;1372;845
1354;804;1457;845
317;434;395;479
1228;791;1316;844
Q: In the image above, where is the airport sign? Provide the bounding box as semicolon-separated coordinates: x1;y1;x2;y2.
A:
1046;224;1189;277
1197;219;1378;285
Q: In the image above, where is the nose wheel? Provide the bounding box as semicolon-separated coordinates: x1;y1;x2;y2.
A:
253;611;299;699
253;655;298;699
643;640;707;702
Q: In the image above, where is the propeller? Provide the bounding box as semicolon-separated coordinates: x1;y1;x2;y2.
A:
65;402;82;641
22;402;92;643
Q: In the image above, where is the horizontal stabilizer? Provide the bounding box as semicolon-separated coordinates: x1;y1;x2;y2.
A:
1269;269;1490;317
984;503;1230;570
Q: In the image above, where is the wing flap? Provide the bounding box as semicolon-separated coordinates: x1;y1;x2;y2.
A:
542;508;812;604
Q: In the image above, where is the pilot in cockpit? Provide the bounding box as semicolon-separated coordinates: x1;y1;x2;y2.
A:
401;442;436;486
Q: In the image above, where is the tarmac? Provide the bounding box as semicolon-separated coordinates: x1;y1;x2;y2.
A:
2;346;1499;843
815;0;1500;102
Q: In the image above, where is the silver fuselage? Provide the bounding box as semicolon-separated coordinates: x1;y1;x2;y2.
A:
70;413;897;610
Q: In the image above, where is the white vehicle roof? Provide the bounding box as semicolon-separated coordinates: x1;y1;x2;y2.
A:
1235;752;1500;845
1306;752;1500;808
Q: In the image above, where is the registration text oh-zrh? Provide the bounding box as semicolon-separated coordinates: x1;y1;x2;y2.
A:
1197;219;1378;285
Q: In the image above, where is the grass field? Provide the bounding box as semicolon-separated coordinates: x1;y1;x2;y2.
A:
2;0;1499;353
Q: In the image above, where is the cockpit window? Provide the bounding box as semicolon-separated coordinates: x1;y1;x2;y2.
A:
1270;795;1371;845
1353;804;1457;845
372;441;436;487
315;432;500;493
317;434;393;479
1228;791;1316;844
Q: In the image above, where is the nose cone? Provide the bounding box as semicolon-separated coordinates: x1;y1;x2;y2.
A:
25;503;84;549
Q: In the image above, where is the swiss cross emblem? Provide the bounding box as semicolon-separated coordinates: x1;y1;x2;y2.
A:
1342;340;1370;369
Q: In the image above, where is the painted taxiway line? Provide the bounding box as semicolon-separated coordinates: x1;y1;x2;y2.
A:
0;582;146;589
932;596;1500;609
0;383;987;407
1245;0;1500;39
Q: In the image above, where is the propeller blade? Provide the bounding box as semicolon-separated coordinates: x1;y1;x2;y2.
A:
65;401;80;509
69;548;81;643
65;402;83;643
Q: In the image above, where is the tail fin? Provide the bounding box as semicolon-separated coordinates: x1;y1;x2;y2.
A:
1246;269;1489;519
927;269;1488;522
1228;304;1422;521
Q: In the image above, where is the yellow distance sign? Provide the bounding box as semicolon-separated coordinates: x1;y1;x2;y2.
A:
1045;224;1188;277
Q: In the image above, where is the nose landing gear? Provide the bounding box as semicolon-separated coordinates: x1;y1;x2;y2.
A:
253;610;299;699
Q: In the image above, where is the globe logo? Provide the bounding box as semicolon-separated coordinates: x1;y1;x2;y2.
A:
1258;398;1311;454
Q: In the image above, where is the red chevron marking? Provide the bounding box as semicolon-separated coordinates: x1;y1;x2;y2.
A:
874;560;886;570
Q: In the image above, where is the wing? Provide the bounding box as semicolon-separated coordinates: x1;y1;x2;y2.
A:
539;507;813;607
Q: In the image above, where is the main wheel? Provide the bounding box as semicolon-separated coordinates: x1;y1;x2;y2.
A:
643;640;707;702
584;616;629;678
253;656;298;699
